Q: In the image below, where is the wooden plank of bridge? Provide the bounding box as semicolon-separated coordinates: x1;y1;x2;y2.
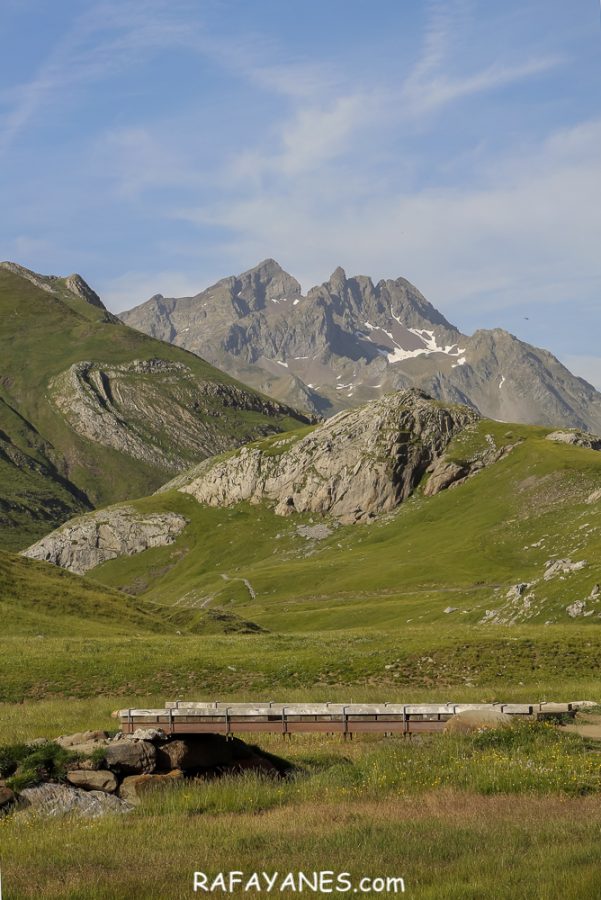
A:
119;700;577;737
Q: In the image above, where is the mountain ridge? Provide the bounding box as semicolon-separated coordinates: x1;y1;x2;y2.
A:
120;259;601;431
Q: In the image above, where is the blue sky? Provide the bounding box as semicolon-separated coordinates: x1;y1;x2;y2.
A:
1;0;600;385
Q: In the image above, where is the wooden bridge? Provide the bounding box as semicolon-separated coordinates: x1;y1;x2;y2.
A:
119;700;576;738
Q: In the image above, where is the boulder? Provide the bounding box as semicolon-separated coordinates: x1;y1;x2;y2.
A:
156;735;237;771
119;771;183;804
0;784;16;811
124;728;168;743
444;709;514;733
18;783;132;818
56;731;109;749
66;769;118;793
105;739;156;774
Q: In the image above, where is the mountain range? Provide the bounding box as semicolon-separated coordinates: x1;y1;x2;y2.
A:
121;259;601;431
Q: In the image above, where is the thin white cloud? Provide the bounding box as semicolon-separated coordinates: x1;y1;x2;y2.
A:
402;55;563;118
401;0;563;118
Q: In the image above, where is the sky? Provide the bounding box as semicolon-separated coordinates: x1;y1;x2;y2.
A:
1;0;600;386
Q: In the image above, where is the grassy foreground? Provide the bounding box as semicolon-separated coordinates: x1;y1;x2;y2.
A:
2;725;601;898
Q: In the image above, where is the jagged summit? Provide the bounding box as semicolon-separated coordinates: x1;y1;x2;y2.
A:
119;260;601;432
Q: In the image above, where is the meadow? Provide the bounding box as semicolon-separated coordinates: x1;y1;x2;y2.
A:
3;404;601;895
2;721;601;898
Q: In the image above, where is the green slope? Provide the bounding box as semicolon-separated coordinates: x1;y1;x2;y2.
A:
91;418;601;630
0;266;308;549
0;550;173;636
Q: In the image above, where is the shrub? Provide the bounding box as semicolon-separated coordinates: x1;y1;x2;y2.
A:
2;741;79;791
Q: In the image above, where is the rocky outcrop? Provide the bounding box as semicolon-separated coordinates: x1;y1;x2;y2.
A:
423;437;517;497
50;359;312;472
120;259;601;431
170;390;479;523
546;431;601;450
543;558;587;581
0;262;107;310
22;506;188;574
2;727;289;819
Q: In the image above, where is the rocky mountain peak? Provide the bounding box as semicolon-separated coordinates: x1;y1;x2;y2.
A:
327;266;347;292
64;274;106;310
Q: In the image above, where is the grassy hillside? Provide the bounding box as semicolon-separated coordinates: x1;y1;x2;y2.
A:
0;267;307;549
91;419;601;631
3;416;600;703
0;550;174;636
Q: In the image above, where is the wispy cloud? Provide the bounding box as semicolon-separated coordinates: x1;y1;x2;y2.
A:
401;0;563;118
402;55;563;117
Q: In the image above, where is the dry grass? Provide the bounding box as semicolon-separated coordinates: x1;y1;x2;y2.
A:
2;791;601;898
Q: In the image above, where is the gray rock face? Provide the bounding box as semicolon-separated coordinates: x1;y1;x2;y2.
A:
19;783;132;817
104;739;157;775
120;260;601;432
22;506;188;574
170;389;479;523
